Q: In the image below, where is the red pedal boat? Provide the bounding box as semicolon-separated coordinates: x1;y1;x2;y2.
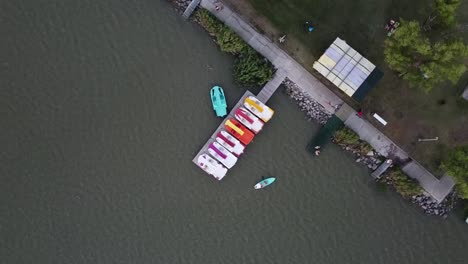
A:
224;119;255;145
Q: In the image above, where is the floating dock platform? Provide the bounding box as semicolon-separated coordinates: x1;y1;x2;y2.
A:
192;91;254;175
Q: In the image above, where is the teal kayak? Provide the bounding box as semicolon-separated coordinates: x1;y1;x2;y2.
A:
210;86;227;117
254;177;276;189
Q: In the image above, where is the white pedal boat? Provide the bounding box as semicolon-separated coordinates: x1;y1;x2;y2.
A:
215;130;245;156
208;141;238;169
243;96;274;122
234;107;264;134
196;153;227;180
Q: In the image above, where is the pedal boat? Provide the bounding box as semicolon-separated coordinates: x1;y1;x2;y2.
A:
210;86;227;117
234;107;264;134
224;118;255;145
215;130;245;157
243;96;274;122
208;141;238;169
196;153;227;180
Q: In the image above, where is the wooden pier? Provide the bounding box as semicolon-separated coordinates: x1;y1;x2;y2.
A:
192;69;284;178
371;159;393;179
192;91;254;170
182;0;200;19
257;70;287;103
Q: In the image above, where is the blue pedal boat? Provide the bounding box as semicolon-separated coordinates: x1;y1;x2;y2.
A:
210;86;227;117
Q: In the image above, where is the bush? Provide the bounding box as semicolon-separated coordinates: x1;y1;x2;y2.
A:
441;146;468;199
359;142;374;155
388;168;422;198
334;127;360;145
234;48;274;86
216;27;247;55
196;9;222;35
195;9;274;87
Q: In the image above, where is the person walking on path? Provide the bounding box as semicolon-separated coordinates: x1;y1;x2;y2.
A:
214;1;223;11
357;109;363;118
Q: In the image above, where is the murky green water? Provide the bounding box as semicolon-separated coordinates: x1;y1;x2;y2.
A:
1;0;468;263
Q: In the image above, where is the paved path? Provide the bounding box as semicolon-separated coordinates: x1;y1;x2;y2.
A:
198;0;455;202
200;0;342;114
402;162;455;202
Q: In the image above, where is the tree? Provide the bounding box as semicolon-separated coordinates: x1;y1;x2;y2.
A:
423;0;461;31
234;48;273;86
441;146;468;199
384;20;468;92
434;0;461;28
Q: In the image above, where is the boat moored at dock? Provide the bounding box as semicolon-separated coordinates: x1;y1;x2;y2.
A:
244;96;274;122
224;119;255;145
193;91;275;180
196;154;228;180
234;107;264;134
208;141;238;169
215;130;245;156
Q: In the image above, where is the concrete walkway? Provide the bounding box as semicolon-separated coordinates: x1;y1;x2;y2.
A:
200;0;342;114
343;111;455;202
198;0;455;202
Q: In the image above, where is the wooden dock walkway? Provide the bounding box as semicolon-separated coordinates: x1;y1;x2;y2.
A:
371;159;393;179
192;71;286;178
192;91;254;171
182;0;200;19
257;69;287;103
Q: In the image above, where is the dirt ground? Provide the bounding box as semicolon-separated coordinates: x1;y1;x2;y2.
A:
222;0;468;174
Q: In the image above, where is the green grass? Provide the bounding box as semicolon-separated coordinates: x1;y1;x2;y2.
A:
241;0;468;174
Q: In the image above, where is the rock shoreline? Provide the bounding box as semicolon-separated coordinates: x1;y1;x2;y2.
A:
283;78;332;124
379;167;457;217
409;192;456;217
283;78;384;169
333;142;384;170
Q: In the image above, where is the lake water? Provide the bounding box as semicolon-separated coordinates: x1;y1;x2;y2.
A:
1;0;468;263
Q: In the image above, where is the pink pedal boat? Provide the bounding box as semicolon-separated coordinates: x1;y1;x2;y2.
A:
234;107;264;134
208;141;238;169
215;130;245;156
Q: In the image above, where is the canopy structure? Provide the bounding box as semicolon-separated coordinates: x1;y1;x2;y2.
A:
313;37;383;102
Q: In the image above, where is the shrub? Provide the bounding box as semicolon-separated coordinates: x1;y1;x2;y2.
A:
216;27;247;55
334;127;360;145
196;9;221;34
234;48;273;86
195;9;274;87
360;142;374;155
388;168;422;198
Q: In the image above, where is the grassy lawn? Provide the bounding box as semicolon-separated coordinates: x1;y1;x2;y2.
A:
224;0;468;174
